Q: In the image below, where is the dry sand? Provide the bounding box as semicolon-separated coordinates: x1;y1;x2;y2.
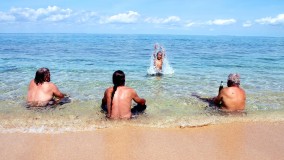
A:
1;122;284;160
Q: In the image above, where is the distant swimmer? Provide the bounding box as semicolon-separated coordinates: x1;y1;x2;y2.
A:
213;73;246;112
101;70;147;119
154;51;164;72
147;43;174;75
27;67;69;107
153;43;166;73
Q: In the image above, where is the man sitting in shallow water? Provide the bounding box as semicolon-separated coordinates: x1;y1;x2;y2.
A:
27;67;66;107
214;73;246;112
101;70;146;119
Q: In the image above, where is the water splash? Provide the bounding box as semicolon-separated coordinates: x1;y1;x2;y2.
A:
147;43;174;75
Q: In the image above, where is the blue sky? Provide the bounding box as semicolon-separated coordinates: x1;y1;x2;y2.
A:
0;0;283;36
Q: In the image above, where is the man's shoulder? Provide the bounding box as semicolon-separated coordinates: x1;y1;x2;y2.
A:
105;86;135;92
228;86;244;92
105;87;113;92
117;86;135;95
223;86;245;95
29;79;35;85
42;82;57;89
43;81;54;85
124;87;137;95
29;80;55;87
220;87;232;96
123;86;135;91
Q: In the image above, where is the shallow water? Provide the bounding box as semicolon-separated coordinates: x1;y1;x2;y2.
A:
0;34;284;133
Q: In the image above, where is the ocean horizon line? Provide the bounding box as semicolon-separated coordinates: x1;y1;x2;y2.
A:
0;32;283;38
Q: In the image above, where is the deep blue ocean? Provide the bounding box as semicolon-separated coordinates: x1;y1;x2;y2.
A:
0;34;283;132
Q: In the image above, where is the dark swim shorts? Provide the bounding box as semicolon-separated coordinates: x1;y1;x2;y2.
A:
101;104;108;112
131;104;147;115
58;97;72;105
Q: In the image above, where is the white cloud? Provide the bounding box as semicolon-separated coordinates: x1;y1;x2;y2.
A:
1;6;247;31
207;19;236;25
10;7;36;21
144;16;180;24
0;12;15;21
243;21;252;27
44;14;71;22
163;16;180;23
185;18;236;27
100;11;140;24
75;11;97;23
185;21;196;27
7;6;72;22
255;13;284;25
43;7;72;22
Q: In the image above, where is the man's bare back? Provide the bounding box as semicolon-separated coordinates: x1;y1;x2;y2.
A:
214;73;246;111
102;70;146;119
27;80;64;106
215;86;246;111
27;68;64;107
103;86;145;119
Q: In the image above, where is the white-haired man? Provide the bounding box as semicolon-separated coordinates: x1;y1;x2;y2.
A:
214;73;246;111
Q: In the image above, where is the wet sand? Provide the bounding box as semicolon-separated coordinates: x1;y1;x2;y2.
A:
1;122;283;160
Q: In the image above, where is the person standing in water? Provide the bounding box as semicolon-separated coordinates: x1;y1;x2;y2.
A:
148;43;174;75
101;70;146;119
214;73;246;111
27;67;66;107
153;51;164;72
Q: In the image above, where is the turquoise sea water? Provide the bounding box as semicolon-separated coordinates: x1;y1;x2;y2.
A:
0;34;284;132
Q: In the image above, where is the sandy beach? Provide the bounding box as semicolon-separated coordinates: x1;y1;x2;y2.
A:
1;122;283;160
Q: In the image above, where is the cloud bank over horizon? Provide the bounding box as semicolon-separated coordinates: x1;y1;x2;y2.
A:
0;4;283;36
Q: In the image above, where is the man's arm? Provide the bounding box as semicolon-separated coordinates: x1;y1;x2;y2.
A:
153;53;156;59
132;90;146;106
102;92;107;106
102;88;112;117
213;90;224;105
50;83;65;99
153;56;157;67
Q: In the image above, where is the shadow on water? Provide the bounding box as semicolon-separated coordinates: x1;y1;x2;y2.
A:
191;93;247;117
191;93;215;106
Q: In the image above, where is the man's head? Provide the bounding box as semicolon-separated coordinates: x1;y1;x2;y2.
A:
113;70;125;86
34;68;50;85
156;51;163;60
227;73;240;87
